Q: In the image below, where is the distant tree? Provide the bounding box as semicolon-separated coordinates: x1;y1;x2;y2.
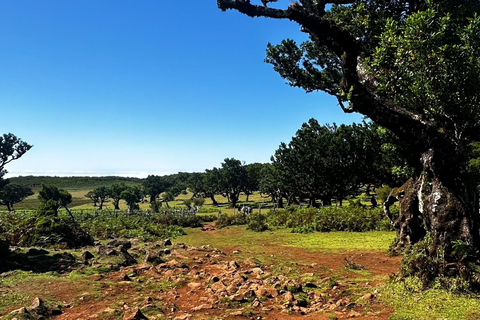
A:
121;186;143;213
187;170;221;206
218;158;247;208
243;163;264;202
85;186;109;210
85;190;99;207
143;175;169;212
107;183;128;210
38;184;74;221
259;163;289;207
272;119;394;207
0;184;33;211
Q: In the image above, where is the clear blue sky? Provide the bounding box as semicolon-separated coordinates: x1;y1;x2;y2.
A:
1;0;362;178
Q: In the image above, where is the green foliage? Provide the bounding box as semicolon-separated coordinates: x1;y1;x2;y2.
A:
182;198;192;209
215;213;247;229
0;184;33;211
375;186;392;205
22;214;94;248
75;211;201;241
120;185;143;213
269;119;407;206
246;212;268;232
37;185;72;216
216;206;392;233
192;196;205;207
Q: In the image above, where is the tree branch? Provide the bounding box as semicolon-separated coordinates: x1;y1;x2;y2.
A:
217;0;450;154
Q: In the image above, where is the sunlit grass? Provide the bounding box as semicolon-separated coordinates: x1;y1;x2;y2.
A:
179;226;394;253
380;277;480;320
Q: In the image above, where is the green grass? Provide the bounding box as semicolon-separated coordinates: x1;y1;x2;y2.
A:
380;277;480;320
179;226;394;253
282;230;395;253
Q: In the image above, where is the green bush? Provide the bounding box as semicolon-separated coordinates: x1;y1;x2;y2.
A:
215;213;247;229
23;215;94;248
246;212;268;232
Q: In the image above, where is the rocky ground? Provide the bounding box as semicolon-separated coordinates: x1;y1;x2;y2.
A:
3;226;401;320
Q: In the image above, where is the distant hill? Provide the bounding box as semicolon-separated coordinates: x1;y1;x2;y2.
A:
9;176;143;190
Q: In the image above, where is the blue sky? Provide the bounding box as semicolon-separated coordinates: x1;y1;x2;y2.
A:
1;0;362;177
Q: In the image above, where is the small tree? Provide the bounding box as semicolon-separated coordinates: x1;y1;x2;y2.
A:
143;175;169;212
219;158;247;208
121;186;143;213
38;184;74;219
107;183;128;210
0;184;33;211
0;133;32;192
85;190;99;207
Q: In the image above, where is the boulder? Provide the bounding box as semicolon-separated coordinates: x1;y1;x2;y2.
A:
108;239;132;250
82;251;95;264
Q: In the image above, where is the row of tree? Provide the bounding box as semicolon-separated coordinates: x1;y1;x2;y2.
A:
79;120;412;212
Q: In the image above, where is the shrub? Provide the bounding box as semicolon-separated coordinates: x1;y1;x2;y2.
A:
246;212;268;232
215;213;247;229
376;186;393;205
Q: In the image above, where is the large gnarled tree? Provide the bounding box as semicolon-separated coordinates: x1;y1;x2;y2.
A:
217;0;480;285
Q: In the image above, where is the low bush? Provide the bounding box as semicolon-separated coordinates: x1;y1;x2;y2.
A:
215;206;393;233
246;212;268;232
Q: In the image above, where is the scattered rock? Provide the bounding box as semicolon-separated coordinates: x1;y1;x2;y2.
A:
284;291;294;302
123;307;149;320
82;251;95;264
10;307;29;315
191;303;213;311
164;239;172;246
97;245;118;256
144;251;162;264
187;282;202;290
122;274;133;281
230;310;244;316
304;282;317;288
108;239;132;250
349;310;362;318
361;293;374;300
121;247;137;266
211;280;226;292
162;248;171;255
202;224;215;231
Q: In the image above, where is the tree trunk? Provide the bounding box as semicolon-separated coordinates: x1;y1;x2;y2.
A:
210;195;218;206
308;197;319;208
277;196;284;208
320;195;332;206
230;193;239;208
384;149;480;284
113;199;120;210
